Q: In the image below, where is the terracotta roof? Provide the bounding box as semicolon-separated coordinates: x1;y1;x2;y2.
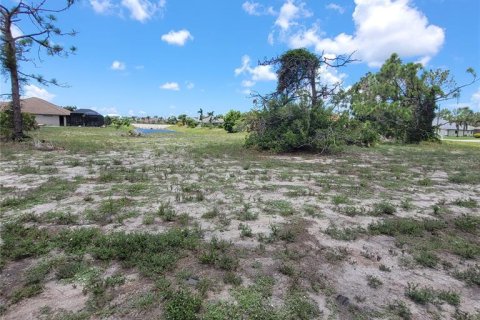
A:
0;97;70;116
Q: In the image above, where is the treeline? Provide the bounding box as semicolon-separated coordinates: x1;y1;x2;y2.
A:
438;107;480;137
104;110;225;129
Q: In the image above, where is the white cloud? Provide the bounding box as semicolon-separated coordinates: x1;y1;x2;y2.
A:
234;55;250;76
242;80;255;87
242;1;260;15
10;24;23;38
266;7;276;15
160;82;180;91
111;60;126;70
277;0;444;67
99;107;119;115
186;81;195;89
250;65;277;82
416;56;431;66
90;0;165;22
121;0;165;22
288;24;321;48
275;0;311;31
161;29;193;46
267;32;275;45
90;0;113;13
235;55;277;87
242;1;276;16
23;85;55;101
326;3;345;14
471;87;480;111
317;65;346;87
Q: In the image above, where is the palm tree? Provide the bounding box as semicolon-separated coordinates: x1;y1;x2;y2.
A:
198;108;203;120
207;111;214;123
446;107;474;137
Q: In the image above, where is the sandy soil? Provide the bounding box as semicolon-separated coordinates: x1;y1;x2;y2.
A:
1;138;479;319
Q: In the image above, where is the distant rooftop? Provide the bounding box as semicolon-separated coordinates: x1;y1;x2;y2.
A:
0;97;70;116
72;109;103;116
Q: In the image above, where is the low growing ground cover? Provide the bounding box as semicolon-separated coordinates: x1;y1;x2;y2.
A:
0;126;479;319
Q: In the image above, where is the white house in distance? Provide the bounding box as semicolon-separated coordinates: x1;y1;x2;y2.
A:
434;117;478;137
0;97;70;126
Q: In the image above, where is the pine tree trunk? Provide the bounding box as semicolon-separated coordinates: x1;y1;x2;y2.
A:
3;14;23;140
310;73;317;107
9;63;23;140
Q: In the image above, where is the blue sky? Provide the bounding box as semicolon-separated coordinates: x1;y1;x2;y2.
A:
1;0;479;116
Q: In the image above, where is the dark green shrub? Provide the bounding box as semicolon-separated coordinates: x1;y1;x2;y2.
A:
223;110;242;133
405;283;435;304
57;228;101;254
283;290;321;319
437;290;460;306
1;223;52;259
199;237;238;271
369;218;424;236
55;258;85;280
223;271;243;286
11;284;43;304
0;109;38;139
388;301;412;320
245;99;378;153
414;251;439;268
366;275;383;288
185;117;197;128
164;289;201;320
454;215;480;233
325;225;364;241
344;120;379;147
111;117;131;129
452;265;480;286
371;201;396;215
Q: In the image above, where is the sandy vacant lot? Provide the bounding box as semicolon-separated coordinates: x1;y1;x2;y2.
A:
0;126;479;319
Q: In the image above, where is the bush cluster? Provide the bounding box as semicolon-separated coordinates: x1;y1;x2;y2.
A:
0;110;38;139
244;99;378;153
111;117;131;129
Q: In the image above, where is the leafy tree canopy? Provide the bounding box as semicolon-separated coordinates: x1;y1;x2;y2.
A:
349;53;477;143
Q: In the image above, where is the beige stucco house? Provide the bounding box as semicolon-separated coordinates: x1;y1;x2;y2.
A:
0;97;70;126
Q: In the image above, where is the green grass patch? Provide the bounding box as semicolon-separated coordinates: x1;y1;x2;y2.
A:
370;201;396;216
1;223;53;260
452;198;478;208
454;215;480;234
264;200;294;216
452;265;480;286
325;225;365;241
1;178;78;210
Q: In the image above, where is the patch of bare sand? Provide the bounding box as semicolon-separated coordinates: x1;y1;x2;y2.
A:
306;223;480;317
3;281;86;320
